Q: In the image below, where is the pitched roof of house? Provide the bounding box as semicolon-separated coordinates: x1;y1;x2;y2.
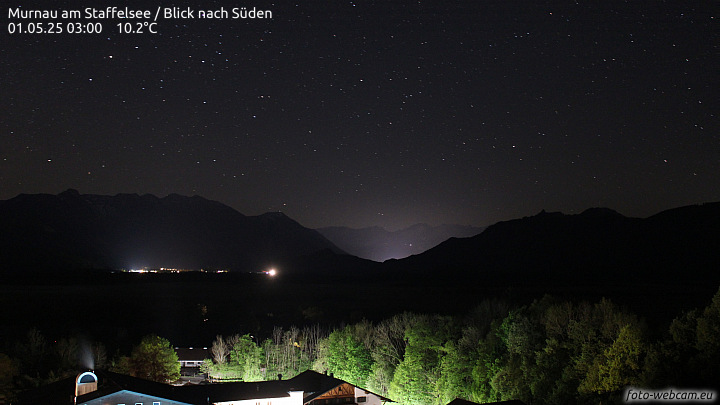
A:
286;371;391;403
76;370;196;403
285;370;346;401
78;371;295;404
188;378;295;403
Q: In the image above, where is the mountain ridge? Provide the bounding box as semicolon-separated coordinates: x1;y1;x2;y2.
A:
0;189;342;274
317;223;485;262
2;190;719;290
385;202;720;287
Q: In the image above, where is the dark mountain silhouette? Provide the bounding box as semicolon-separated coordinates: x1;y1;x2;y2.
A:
2;189;719;289
0;189;342;274
278;248;383;280
317;224;485;262
385;203;720;287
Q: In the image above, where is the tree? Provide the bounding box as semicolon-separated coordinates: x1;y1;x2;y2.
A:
211;335;231;365
127;335;180;383
470;345;503;404
389;315;454;405
696;287;720;360
204;334;246;381
56;337;79;370
652;287;720;386
491;305;544;403
228;334;263;381
299;324;326;372
15;328;50;378
312;335;331;374
91;341;108;370
262;326;303;380
0;353;18;402
326;326;373;386
436;340;473;405
366;312;415;396
580;324;646;393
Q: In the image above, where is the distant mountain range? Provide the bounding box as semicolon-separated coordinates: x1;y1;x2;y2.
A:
2;190;719;289
0;189;342;274
385;204;720;287
316;224;485;262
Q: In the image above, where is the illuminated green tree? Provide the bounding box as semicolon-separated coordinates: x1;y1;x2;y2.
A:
128;335;180;383
389;315;454;405
466;303;510;404
440;302;508;405
436;340;473;405
580;324;645;393
229;334;263;381
491;305;545;403
326;326;373;386
470;348;503;403
366;312;415;396
469;296;649;405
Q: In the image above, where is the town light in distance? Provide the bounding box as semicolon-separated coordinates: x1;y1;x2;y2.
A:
265;268;277;277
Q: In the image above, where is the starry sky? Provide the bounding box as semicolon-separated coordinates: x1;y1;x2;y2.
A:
1;1;718;230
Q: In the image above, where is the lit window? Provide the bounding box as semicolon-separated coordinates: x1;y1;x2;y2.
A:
154;403;161;405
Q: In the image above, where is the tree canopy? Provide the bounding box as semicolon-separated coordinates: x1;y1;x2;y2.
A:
5;288;720;405
126;334;180;383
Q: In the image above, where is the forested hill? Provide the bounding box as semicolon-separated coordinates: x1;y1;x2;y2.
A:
0;189;342;273
385;202;720;287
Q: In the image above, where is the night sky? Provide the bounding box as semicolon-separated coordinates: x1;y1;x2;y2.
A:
1;1;718;230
